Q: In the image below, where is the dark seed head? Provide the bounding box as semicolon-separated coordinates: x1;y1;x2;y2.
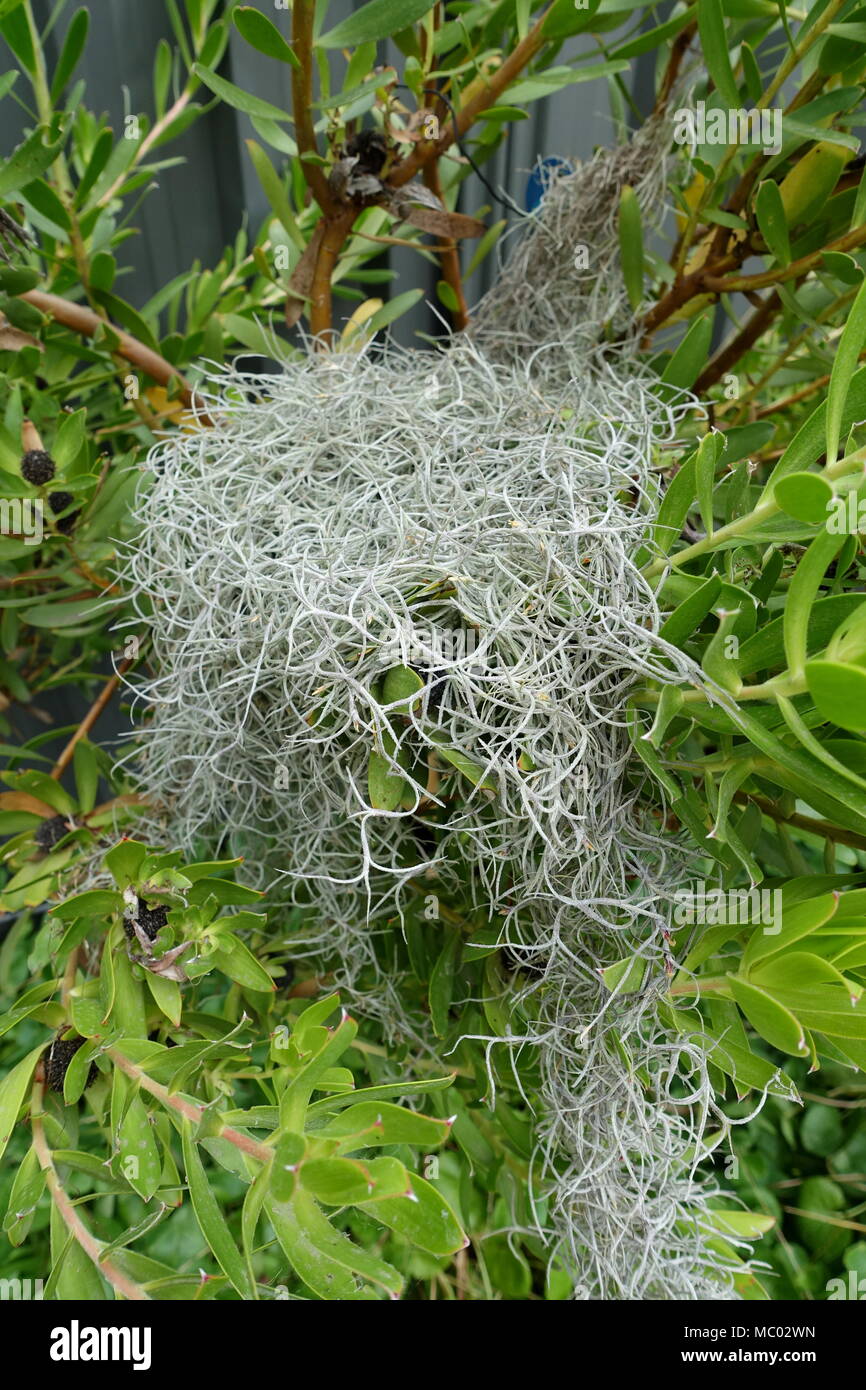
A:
123;896;169;942
346;128;388;176
34;813;72;852
273;959;296;990
48;490;73;515
20;449;56;486
43;1030;98;1094
48;491;79;534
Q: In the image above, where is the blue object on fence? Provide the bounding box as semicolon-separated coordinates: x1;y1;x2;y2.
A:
525;156;570;211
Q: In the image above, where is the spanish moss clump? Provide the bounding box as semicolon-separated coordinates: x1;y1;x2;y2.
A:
472;108;674;382
123;115;752;1299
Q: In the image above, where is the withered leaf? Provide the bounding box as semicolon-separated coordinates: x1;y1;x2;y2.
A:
396;202;486;240
0;314;40;351
285;222;325;328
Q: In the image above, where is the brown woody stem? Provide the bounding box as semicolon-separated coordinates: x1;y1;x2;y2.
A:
694;291;781;393
50;657;134;779
31;1079;150;1300
423;159;469;330
390;6;553;188
19;289;202;413
109;1048;274;1163
310;210;355;345
292;0;332;213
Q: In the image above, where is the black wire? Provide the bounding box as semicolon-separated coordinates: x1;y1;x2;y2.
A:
394;83;527;220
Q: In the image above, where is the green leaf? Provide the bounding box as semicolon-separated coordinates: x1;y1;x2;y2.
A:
50;889;122;922
0;264;38;295
436;279;459;313
752;951;857;1002
107;937;147;1037
0;5;36;74
601;954;648;994
541;0;602;38
192;64;289;120
300;1154;409;1205
280;1014;358;1126
356;1170;465;1256
766;986;866;1040
505;60;629;105
0;118;69;199
762;366;866;502
742;893;839;971
755;179;791;266
3;1144;45;1246
701;1209;775;1239
429;731;497;792
270;1130;304;1203
49;1206;107;1300
784;528;844;679
696;430;723;539
618;184;643;313
20;596;118;629
268;1186;396;1298
729;977;809;1056
104;839;149;886
428;930;461;1038
381;663;423;705
144;971;182;1027
805;660;866;731
361;289;424;337
735;593;861;677
801;1101;845;1157
774;470;834;525
50;8;89;103
465;218;506;277
826;275;866;470
314;1101;452;1152
72;738;99;815
245;140;304;250
659;574;722;648
294;992;341;1043
660;313;713;390
697;0;741;110
319;0;434;48
727;704;866;834
368;736;408;811
181;1122;254;1297
307;1073;455;1115
0;1043;44;1162
703;1031;799;1099
118;1094;162;1199
210;935;275;993
645;449;698;560
233;6;299;66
